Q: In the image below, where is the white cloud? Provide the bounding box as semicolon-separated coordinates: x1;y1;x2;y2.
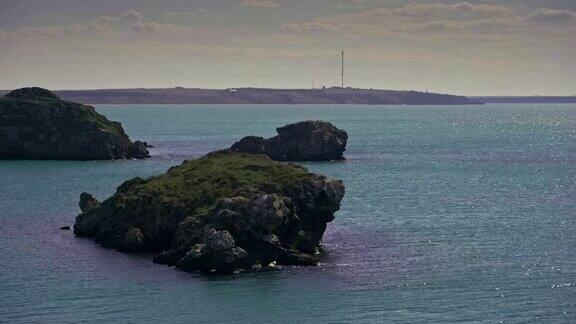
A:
336;2;365;10
0;30;17;41
0;9;195;42
121;9;144;23
239;0;278;8
131;22;192;33
527;8;576;24
0;23;112;42
280;2;576;41
97;9;144;23
162;10;209;19
390;2;517;18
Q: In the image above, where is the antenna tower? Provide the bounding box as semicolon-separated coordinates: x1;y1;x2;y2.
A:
341;50;344;88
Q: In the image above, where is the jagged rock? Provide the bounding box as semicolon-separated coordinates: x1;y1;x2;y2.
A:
0;87;149;160
230;136;267;155
230;121;348;161
74;193;101;236
120;227;145;252
176;228;251;273
79;192;99;213
74;151;345;274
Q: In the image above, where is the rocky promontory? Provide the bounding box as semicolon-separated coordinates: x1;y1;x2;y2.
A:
0;87;149;160
230;121;348;161
74;151;345;273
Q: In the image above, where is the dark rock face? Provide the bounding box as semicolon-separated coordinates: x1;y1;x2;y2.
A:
79;192;99;213
74;152;345;274
0;87;149;160
230;121;348;162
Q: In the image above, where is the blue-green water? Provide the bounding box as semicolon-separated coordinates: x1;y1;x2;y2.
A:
1;104;575;323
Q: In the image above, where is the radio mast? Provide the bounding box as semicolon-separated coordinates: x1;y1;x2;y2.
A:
341;50;344;88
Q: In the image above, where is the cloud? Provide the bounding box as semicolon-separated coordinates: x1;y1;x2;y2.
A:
413;17;522;34
0;23;112;42
390;2;517;18
239;0;278;8
335;2;365;10
280;2;522;35
97;9;144;23
0;9;194;42
131;22;192;33
122;9;144;23
162;10;209;19
280;2;576;39
0;30;17;42
527;8;576;24
268;33;311;44
280;22;335;32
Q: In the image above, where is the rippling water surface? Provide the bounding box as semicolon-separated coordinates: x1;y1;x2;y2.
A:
1;104;575;322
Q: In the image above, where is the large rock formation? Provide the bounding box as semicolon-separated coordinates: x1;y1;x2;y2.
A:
230;121;348;161
0;87;149;160
74;151;345;274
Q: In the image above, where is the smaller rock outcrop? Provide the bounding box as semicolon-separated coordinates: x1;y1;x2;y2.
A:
0;87;149;160
230;121;348;161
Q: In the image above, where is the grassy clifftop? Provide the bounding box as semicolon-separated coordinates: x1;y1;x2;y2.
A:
0;96;125;138
124;151;314;205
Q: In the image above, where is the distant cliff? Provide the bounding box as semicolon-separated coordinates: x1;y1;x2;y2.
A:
0;88;483;105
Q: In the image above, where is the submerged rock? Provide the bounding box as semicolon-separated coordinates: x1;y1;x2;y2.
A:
230;120;348;161
74;151;344;274
0;87;149;160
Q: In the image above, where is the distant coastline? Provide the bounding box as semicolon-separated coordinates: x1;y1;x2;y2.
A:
0;87;482;105
1;87;574;105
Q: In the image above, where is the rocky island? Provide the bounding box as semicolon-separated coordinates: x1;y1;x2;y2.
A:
0;87;149;160
230;121;348;161
74;151;345;273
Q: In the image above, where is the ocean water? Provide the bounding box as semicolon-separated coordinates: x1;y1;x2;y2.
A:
1;104;575;323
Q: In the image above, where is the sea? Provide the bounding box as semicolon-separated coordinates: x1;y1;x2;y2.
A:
1;104;575;323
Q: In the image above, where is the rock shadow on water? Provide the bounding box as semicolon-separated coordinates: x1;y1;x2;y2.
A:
304;224;427;289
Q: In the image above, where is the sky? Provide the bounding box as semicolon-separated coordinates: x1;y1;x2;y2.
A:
0;0;575;95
